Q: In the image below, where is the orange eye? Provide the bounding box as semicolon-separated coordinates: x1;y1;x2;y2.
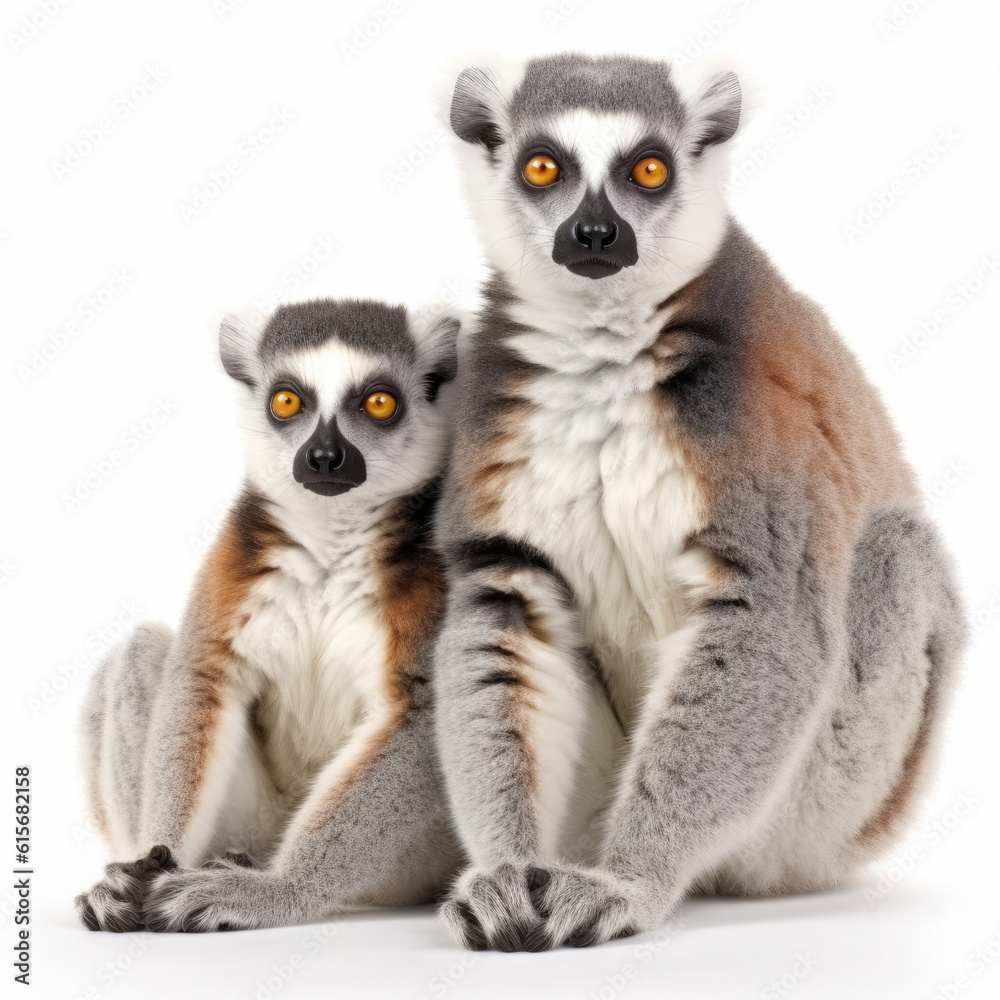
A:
523;155;561;187
363;391;398;421
270;390;301;419
631;157;669;189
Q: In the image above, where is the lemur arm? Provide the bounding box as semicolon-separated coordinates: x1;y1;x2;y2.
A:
140;672;456;931
432;541;623;951
524;497;834;949
136;639;257;864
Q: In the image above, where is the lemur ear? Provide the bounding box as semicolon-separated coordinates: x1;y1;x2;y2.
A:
689;70;742;153
413;313;460;403
450;67;506;150
218;314;261;387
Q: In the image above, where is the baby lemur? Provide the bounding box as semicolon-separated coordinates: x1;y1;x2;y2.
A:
432;54;966;950
77;299;460;932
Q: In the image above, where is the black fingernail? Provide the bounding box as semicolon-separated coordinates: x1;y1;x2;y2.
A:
522;923;551;952
527;867;551;891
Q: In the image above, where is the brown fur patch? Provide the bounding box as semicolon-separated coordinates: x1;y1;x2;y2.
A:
172;487;294;837
463;373;537;525
652;250;919;606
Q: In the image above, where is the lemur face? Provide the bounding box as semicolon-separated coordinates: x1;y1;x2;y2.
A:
449;54;741;288
219;300;459;506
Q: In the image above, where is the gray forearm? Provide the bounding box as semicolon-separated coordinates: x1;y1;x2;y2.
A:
603;600;830;884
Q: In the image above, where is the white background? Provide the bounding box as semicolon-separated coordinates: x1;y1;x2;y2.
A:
2;0;999;997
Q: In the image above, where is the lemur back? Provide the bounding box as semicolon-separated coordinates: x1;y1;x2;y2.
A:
77;299;462;932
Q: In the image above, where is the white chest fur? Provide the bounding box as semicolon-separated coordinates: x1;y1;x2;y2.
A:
229;535;388;801
498;315;709;725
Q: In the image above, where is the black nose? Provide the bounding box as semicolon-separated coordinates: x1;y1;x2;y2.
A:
306;443;345;474
574;219;618;251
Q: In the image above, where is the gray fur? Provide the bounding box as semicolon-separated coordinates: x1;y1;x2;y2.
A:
508;54;686;130
258;298;416;366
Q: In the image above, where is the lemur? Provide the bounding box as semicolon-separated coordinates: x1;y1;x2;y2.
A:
76;299;462;932
432;53;966;951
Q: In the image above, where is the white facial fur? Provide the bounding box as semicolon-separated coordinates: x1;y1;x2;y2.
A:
446;61;741;334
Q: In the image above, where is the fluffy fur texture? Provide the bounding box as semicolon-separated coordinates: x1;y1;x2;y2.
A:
77;299;462;932
432;52;966;951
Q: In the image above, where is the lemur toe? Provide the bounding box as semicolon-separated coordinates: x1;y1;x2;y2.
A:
76;847;181;932
452;901;488;950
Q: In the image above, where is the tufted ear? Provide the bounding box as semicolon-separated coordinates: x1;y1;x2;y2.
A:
688;70;742;153
218;313;262;387
450;66;507;151
412;312;460;403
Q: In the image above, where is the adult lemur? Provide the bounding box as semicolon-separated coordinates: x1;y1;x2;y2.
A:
433;53;965;951
77;299;461;931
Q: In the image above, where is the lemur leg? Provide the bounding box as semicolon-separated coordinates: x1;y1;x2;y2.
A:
433;549;623;951
80;621;174;857
77;628;271;931
77;623;178;932
530;509;965;949
140;677;458;932
705;511;966;893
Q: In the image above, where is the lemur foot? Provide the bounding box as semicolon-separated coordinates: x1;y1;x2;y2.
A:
442;862;654;951
76;845;177;932
440;862;551;952
523;865;647;949
143;852;269;933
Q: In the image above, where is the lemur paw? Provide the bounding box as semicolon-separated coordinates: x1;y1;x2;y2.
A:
76;845;177;932
142;853;263;933
526;865;648;949
440;862;551;952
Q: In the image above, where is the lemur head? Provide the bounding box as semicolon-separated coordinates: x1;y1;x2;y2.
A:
448;53;742;294
219;299;459;508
